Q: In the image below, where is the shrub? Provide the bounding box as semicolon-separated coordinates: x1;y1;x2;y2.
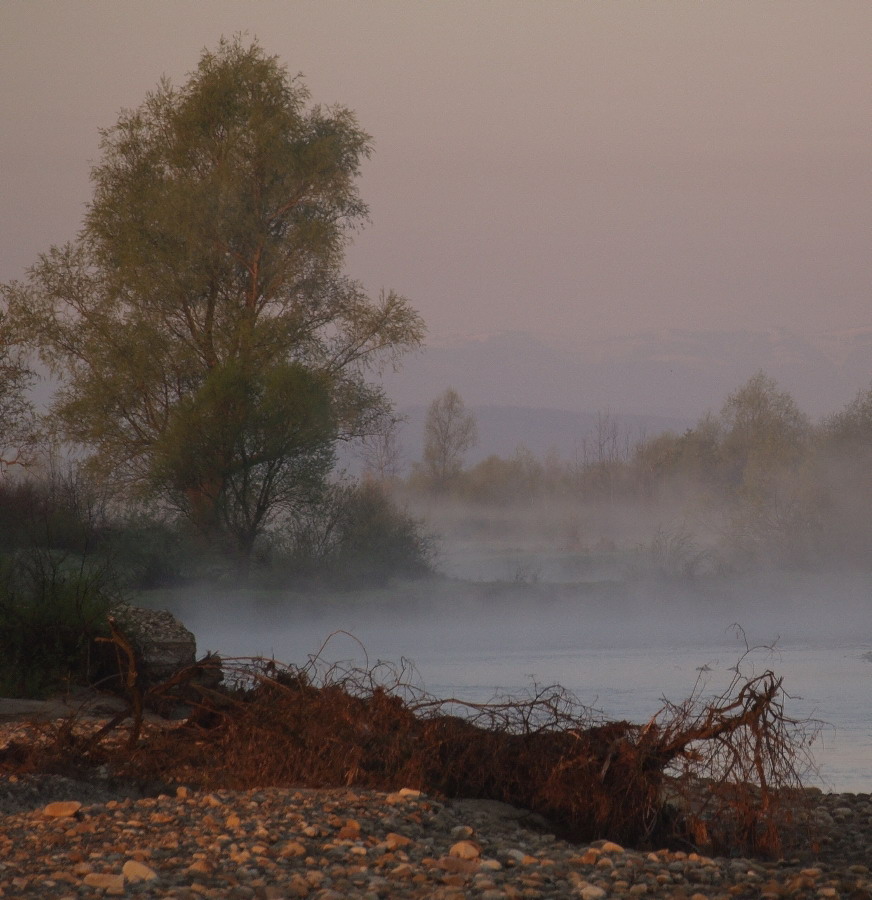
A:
630;524;714;582
281;481;434;586
101;516;189;589
0;550;119;698
0;462;109;554
331;482;434;584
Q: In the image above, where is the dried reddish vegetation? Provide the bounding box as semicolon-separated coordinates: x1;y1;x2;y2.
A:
2;627;818;858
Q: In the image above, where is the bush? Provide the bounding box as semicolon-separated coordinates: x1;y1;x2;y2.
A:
281;481;434;586
0;550;119;698
332;482;434;584
0;463;108;554
630;524;714;582
101;516;189;589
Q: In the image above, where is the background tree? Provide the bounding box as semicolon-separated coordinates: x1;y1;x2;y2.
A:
718;372;810;497
714;373;814;565
812;383;872;561
420;388;477;493
5;38;424;560
821;383;872;454
0;309;38;472
358;418;404;484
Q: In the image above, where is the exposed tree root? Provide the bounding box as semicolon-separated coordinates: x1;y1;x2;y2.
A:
0;629;820;857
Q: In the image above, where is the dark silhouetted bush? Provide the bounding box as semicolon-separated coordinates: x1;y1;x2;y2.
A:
281;481;433;586
0;550;118;698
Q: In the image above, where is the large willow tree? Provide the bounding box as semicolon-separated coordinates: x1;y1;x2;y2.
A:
5;38;424;559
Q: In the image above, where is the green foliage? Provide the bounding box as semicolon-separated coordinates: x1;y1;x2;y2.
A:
5;37;424;559
0;551;118;698
149;360;335;557
0;308;38;470
821;383;872;455
0;462;191;590
401;371;872;572
633;414;725;498
281;481;433;586
458;446;544;504
806;383;872;563
331;482;433;584
100;517;189;589
719;372;810;493
0;462;108;555
720;469;824;569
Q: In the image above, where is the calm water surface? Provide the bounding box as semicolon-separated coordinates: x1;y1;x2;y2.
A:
181;586;872;794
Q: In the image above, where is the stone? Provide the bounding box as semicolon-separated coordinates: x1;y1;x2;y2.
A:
438;855;480;874
43;801;82;818
187;859;213;875
122;859;158;882
600;840;624;854
285;875;311;897
111;603;197;684
83;873;125;891
449;840;481;860
385;832;413;850
576;883;607;900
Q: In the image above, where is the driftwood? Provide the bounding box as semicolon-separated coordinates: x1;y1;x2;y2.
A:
0;627;819;857
93;616;144;749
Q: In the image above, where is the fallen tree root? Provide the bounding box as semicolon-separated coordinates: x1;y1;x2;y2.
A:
1;636;819;857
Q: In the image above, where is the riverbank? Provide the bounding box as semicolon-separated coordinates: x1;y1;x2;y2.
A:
1;777;870;899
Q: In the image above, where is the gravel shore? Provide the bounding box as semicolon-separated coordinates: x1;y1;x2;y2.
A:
1;774;870;899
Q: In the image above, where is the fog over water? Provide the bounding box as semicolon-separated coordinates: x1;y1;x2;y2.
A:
4;1;870;799
154;563;872;794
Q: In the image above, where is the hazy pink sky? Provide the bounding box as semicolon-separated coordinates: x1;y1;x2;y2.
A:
2;1;871;345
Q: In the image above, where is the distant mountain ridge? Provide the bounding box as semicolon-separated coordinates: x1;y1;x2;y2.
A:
381;326;872;422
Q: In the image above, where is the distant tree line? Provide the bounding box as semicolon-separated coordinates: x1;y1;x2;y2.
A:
405;374;872;570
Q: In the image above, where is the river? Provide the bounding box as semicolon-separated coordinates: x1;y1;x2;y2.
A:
163;570;872;793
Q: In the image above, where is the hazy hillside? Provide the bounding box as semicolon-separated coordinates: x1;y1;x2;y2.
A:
380;327;872;421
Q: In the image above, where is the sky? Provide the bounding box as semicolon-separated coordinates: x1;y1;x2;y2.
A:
2;1;871;376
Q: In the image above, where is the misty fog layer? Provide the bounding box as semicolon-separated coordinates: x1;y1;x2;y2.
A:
152;565;872;793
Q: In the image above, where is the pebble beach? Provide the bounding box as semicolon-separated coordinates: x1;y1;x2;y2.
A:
1;774;870;899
